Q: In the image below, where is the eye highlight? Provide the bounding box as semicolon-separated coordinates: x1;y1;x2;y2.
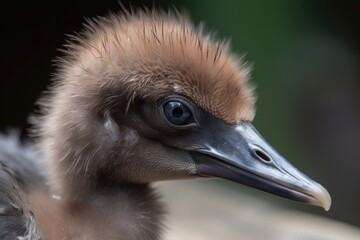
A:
163;101;193;126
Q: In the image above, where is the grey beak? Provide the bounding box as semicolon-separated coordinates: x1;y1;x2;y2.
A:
190;121;331;211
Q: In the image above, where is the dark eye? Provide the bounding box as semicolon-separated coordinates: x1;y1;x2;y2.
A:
163;101;193;126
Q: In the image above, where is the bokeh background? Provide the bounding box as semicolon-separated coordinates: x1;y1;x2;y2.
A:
1;0;359;229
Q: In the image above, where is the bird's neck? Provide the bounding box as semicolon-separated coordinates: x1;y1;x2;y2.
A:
75;183;165;239
32;182;164;240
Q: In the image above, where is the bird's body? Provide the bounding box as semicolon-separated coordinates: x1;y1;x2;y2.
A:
0;133;163;240
0;9;331;240
28;183;162;239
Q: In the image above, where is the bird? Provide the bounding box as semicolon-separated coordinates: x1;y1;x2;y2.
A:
0;9;331;240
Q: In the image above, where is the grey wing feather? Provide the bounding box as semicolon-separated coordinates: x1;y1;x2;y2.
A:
0;131;45;240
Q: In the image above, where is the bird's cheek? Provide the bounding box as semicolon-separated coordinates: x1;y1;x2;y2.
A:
110;139;196;183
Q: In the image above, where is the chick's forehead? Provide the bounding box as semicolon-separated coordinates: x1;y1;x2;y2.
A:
65;11;256;124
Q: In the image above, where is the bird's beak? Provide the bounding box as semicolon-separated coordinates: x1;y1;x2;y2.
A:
190;120;331;211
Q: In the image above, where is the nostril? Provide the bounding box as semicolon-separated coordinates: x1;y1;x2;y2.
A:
254;149;271;162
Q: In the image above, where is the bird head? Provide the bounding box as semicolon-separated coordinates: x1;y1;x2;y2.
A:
35;10;331;210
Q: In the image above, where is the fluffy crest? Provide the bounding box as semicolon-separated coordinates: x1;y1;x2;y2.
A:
56;9;255;124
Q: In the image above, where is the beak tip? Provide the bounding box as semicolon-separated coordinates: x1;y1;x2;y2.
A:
316;184;332;211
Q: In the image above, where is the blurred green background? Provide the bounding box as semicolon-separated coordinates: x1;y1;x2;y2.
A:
1;0;359;228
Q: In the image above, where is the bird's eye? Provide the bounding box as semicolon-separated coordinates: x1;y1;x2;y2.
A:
163;101;193;126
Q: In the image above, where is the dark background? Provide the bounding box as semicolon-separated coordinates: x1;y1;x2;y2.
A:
1;0;359;228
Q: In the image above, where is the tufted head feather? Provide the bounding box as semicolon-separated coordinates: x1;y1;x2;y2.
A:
56;9;255;124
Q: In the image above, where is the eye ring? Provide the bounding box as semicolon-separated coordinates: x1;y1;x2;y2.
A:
162;100;195;126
